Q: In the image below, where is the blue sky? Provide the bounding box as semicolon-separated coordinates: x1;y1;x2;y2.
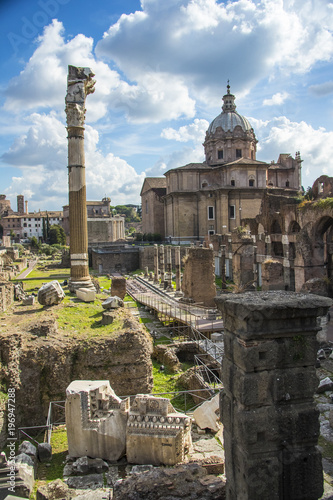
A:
0;0;333;211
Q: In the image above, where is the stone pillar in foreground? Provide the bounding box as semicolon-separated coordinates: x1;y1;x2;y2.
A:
216;291;332;500
154;244;159;284
65;65;96;292
166;246;173;291
159;245;165;287
175;246;182;294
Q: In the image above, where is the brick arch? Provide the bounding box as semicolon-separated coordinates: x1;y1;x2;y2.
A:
288;220;300;234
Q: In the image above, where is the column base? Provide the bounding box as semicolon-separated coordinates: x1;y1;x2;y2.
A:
68;277;96;293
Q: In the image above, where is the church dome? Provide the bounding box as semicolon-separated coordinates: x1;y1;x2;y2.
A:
203;84;257;164
207;84;253;135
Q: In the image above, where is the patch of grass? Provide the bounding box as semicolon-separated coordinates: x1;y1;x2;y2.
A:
98;276;111;290
139;317;153;324
56;292;123;338
12;268;70;294
152;360;194;413
31;426;68;498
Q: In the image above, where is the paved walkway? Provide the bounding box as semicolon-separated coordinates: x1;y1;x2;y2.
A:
16;259;38;279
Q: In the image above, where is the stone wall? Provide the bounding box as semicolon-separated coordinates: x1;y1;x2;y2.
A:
216;291;332;500
0;281;14;312
91;247;140;274
0;311;153;429
181;248;216;307
261;259;285;291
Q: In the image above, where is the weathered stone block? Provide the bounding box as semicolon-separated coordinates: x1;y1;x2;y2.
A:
193;394;220;432
111;276;126;299
38;443;52;463
126;394;192;466
65;380;128;462
37;280;65;306
76;288;96;302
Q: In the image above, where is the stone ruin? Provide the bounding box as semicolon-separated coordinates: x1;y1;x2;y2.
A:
65;380;192;466
66;381;128;462
181;247;216;307
37;280;65;306
216;290;332;500
127;394;192;465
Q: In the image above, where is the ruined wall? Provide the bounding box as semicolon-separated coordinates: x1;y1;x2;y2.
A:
0;281;14;312
216;291;331;500
91;247;140;274
181;248;216;307
261;260;285;291
0;311;153;429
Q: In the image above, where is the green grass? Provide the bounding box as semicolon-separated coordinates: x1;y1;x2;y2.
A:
10;267;125;338
56;291;123;338
12;268;70;294
152;360;195;413
30;426;68;499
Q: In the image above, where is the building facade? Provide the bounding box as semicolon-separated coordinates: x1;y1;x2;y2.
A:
63;198;125;244
142;85;302;243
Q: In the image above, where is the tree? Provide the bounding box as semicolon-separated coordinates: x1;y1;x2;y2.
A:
42;217;47;241
49;225;66;245
30;236;40;249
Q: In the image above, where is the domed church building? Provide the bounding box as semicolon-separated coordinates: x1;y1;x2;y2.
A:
141;84;302;243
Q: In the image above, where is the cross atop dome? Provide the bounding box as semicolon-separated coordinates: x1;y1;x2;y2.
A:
222;82;236;112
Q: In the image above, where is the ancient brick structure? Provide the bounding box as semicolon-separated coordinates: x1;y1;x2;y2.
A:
181;247;216;307
261;259;285;291
0;281;14;312
65;65;95;292
111;276;126;299
216;291;332;500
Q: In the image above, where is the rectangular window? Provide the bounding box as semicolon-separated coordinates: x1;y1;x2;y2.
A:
231;179;235;186
249;179;255;187
236;149;242;158
229;205;235;219
218;150;223;159
208;230;215;236
208;206;214;220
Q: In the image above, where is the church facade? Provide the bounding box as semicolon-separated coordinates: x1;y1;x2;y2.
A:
141;85;302;243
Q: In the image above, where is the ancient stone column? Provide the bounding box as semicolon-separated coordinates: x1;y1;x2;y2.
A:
154;244;159;284
159;245;165;287
65;65;96;292
175;246;181;293
216;291;332;500
166;246;173;291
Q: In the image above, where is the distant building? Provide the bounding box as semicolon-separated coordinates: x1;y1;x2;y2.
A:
140;178;166;237
141;85;302;243
63;197;125;244
1;210;63;242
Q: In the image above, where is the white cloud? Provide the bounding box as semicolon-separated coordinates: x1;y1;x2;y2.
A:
96;0;333;105
252;115;333;186
161;119;209;142
263;92;289;106
3;19;195;124
1;112;145;210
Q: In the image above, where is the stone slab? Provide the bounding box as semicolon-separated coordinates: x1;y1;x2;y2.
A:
76;288;96;302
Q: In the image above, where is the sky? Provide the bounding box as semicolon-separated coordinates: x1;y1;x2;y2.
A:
0;0;333;212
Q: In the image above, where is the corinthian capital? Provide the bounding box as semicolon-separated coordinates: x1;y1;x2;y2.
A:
65;65;95;128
